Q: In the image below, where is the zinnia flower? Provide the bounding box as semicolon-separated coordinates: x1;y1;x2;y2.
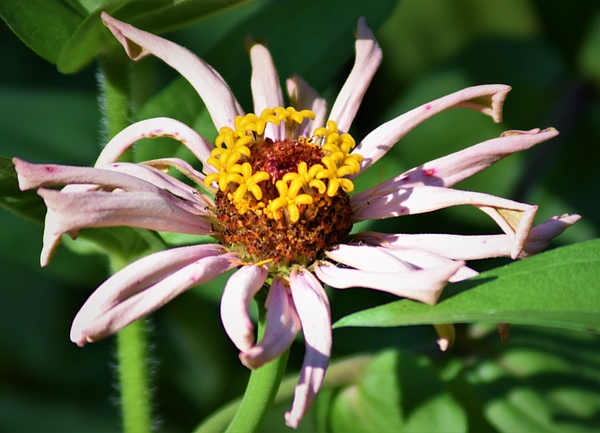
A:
13;12;579;428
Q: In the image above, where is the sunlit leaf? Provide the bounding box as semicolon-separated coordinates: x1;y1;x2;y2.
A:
324;350;467;432
458;327;600;433
334;240;600;333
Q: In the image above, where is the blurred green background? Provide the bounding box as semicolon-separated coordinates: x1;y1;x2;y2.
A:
1;0;598;431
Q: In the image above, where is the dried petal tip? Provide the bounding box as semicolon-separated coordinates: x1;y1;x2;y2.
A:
500;127;559;138
498;323;511;344
434;323;456;351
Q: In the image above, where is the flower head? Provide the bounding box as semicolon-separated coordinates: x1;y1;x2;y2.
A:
14;12;579;428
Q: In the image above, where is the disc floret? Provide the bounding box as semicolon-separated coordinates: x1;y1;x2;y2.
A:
205;107;359;266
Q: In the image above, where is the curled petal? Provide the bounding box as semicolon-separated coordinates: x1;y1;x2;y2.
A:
354;84;511;175
248;39;284;140
94;117;215;170
381;247;478;282
478;205;537;259
314;261;464;306
220;265;268;352
285;268;332;429
100;162;211;206
519;213;582;258
328;17;382;134
101;12;243;129
14;158;162;193
71;248;236;346
240;276;302;369
357;213;580;261
39;189;212;266
287;74;328;137
362;128;559;192
325;244;415;273
352;184;533;220
357;231;512;260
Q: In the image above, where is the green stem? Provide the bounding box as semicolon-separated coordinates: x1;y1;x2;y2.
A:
99;49;152;433
116;320;153;433
193;351;372;433
99;49;132;141
224;294;290;433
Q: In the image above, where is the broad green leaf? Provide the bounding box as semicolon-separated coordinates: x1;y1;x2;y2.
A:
0;0;85;63
56;0;170;73
0;156;45;223
128;0;251;34
334;239;600;333
456;327;600;433
71;227;166;266
56;0;250;73
325;350;466;433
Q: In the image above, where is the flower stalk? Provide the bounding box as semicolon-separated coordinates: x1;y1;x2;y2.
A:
226;291;290;433
117;320;153;433
99;50;153;433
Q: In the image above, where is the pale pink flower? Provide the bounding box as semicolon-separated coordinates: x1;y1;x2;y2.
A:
14;12;579;428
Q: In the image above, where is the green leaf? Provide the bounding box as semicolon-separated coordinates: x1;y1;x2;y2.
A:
454;327;600;433
56;0;250;74
0;0;85;63
0;156;46;223
127;0;251;34
325;350;467;433
71;227;166;266
56;0;170;74
334;239;600;333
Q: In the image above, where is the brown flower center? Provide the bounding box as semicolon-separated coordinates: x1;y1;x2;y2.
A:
204;107;362;269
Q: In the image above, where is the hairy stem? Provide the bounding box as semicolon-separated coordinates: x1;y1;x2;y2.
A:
99;49;153;433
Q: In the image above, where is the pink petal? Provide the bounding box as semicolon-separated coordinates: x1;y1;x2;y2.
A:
285;268;332;429
71;244;235;346
93;117;215;170
240;276;302;369
314;261;464;306
14;158;161;193
357;213;580;261
248;40;284;140
381;247;479;282
351;184;533;221
287;74;328;137
519;213;581;258
142;158;207;185
101;13;243;129
357;231;512;260
362;128;559;192
103;161;212;207
39;188;213;266
325;244;415;273
353;84;511;175
328;17;382;134
220;265;268;352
